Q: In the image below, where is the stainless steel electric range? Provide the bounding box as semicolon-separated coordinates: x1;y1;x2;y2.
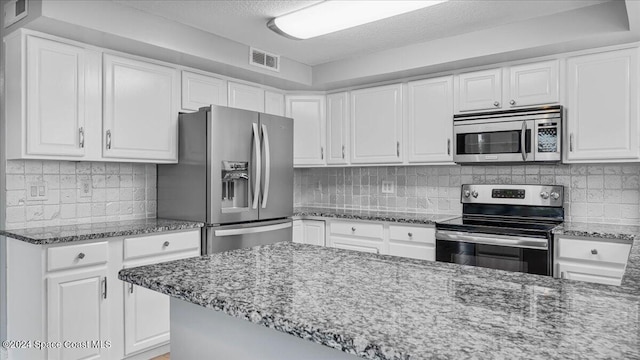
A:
436;184;564;276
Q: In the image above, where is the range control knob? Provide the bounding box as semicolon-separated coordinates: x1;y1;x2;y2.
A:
550;192;560;200
471;190;479;198
540;191;550;199
464;190;471;198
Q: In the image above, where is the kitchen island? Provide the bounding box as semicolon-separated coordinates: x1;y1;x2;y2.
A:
118;240;640;359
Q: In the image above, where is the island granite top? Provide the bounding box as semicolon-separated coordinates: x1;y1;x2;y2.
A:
119;241;640;360
0;218;204;245
294;206;457;225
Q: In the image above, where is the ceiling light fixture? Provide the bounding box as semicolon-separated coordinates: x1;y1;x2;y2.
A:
267;0;448;40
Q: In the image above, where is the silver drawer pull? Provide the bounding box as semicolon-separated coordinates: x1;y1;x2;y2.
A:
77;252;85;259
408;232;413;237
163;241;170;247
351;227;356;232
591;249;598;255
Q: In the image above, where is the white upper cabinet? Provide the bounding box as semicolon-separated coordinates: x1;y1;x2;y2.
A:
505;60;559;108
326;92;349;165
455;68;502;112
286;95;326;166
103;54;179;162
264;91;285;116
350;84;403;164
5;33;102;160
406;76;454;163
181;70;227;111
228;82;265;112
566;48;639;162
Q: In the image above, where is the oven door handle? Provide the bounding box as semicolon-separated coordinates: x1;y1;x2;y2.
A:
436;230;548;250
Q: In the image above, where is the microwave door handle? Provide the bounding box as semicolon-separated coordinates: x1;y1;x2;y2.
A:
261;124;270;209
521;121;527;161
252;123;261;209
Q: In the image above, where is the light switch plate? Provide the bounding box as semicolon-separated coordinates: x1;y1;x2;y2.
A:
381;181;395;194
26;181;47;201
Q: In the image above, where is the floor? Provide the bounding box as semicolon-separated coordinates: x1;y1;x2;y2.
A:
151;354;170;360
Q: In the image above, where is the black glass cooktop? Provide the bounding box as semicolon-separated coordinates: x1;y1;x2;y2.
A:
436;216;560;238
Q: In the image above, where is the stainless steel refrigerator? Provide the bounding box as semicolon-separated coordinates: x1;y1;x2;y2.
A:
158;105;293;254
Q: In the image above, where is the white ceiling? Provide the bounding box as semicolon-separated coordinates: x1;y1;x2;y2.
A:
113;0;611;66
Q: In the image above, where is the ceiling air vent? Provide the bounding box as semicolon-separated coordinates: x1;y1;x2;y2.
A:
249;47;280;72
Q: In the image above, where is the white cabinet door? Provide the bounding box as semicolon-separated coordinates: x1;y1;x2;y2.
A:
181;70;227;111
326;92;349;165
47;268;109;360
407;76;454;163
292;220;303;244
124;283;170;355
228;82;265;112
103;54;179;162
350;84;403;164
303;221;326;246
506;60;559;108
286;95;326;166
264;91;285;116
566;48;639;162
456;68;502;112
557;262;624;286
25;36;88;157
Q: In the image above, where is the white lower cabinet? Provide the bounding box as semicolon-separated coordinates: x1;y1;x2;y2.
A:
554;235;632;286
388;225;435;261
6;229;201;360
292;220;326;246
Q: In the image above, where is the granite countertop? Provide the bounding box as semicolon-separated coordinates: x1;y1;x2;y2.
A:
294;206;457;225
119;241;640;360
0;218;204;245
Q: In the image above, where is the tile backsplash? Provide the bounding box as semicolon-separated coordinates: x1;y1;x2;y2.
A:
4;160;157;230
294;164;640;225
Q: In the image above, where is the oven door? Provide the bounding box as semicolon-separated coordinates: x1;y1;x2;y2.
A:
435;230;551;276
454;119;533;163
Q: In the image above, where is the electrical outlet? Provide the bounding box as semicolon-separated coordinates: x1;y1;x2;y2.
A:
27;181;48;201
80;179;92;198
381;181;395;194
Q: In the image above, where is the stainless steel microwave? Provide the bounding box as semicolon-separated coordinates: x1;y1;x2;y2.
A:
453;105;562;164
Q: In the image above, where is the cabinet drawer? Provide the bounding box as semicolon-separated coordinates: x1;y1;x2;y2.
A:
331;221;383;239
124;230;200;260
557;262;625;286
47;241;108;271
389;225;435;244
557;237;632;265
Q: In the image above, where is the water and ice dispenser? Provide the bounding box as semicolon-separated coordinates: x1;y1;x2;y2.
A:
221;161;249;210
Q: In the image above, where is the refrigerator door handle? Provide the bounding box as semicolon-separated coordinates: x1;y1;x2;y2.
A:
252;123;261;209
261;124;271;209
214;222;292;236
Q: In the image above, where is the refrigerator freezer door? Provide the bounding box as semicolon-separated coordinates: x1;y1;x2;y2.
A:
258;113;293;220
208;106;261;224
204;219;292;254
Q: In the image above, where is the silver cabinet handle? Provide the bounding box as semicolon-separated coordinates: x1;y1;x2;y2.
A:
569;133;574;152
129;283;134;294
251;123;261;209
79;127;85;148
591;249;598;255
77;252;85;259
493;101;500;107
396;141;400;157
376;249;380;254
163;241;170;247
408;232;413;237
261;124;271;209
342;145;345;159
509;99;516;106
106;130;112;149
447;138;451;156
321;147;324;160
520;121;527;161
351;227;356;232
102;277;107;299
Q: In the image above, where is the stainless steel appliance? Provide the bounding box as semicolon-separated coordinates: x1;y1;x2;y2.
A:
158;105;293;254
453;105;562;164
436;184;564;276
